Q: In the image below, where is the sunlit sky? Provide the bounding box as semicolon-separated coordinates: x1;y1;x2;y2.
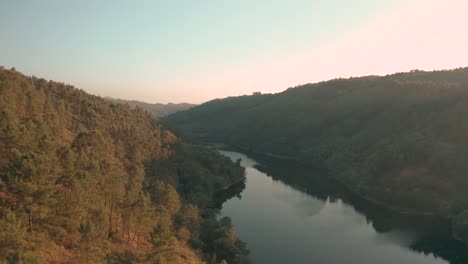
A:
1;0;467;104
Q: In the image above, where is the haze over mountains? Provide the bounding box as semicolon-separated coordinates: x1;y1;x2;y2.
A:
105;97;195;117
167;67;468;245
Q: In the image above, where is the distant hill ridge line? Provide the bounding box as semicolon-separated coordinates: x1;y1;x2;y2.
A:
167;66;468;245
105;96;196;117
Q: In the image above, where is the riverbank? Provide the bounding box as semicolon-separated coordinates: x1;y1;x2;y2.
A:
211;177;247;209
218;149;468;264
215;144;468;248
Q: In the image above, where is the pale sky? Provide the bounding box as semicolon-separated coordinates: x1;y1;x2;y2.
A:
1;0;467;104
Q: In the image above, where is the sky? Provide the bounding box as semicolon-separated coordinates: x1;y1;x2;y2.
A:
1;0;467;104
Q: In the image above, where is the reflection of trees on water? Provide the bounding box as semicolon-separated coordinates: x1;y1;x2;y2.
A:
250;154;468;264
270;182;325;217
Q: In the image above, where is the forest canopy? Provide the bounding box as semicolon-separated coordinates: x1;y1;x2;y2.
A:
0;67;248;264
167;67;468;244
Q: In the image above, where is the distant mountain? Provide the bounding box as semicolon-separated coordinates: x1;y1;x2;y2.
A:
167;67;468;244
106;97;195;117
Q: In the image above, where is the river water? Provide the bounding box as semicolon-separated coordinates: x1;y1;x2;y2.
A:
219;150;468;264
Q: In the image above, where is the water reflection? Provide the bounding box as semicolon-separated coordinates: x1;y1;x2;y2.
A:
219;150;468;264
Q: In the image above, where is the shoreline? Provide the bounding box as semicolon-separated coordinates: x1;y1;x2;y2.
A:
211;176;247;210
215;143;468;248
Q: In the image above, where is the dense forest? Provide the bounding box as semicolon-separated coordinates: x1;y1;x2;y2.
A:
0;67;249;264
105;98;195;117
167;68;468;245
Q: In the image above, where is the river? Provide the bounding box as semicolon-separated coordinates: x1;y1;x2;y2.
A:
219;150;468;264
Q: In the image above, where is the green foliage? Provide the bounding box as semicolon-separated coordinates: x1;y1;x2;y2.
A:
0;210;26;260
153;254;167;264
151;181;181;216
77;220;109;263
200;217;249;264
0;67;247;263
168;68;468;235
150;211;176;258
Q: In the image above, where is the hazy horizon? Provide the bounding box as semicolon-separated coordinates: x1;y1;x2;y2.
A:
1;0;467;104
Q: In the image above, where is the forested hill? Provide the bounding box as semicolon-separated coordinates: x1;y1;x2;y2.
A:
0;67;249;263
106;97;195;117
167;68;468;244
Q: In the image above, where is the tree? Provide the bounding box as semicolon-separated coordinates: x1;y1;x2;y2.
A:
153;254;167;264
6;150;57;233
150;211;176;261
0;210;26;260
152;181;181;216
0;67;249;263
77;220;107;264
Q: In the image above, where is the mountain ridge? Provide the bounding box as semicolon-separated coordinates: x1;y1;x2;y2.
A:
105;97;195;117
0;66;249;263
167;67;468;245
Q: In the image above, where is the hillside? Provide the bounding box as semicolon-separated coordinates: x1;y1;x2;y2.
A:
167;68;468;244
0;67;249;263
106;97;195;117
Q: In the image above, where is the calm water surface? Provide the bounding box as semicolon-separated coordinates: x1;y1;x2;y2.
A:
219;150;468;264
